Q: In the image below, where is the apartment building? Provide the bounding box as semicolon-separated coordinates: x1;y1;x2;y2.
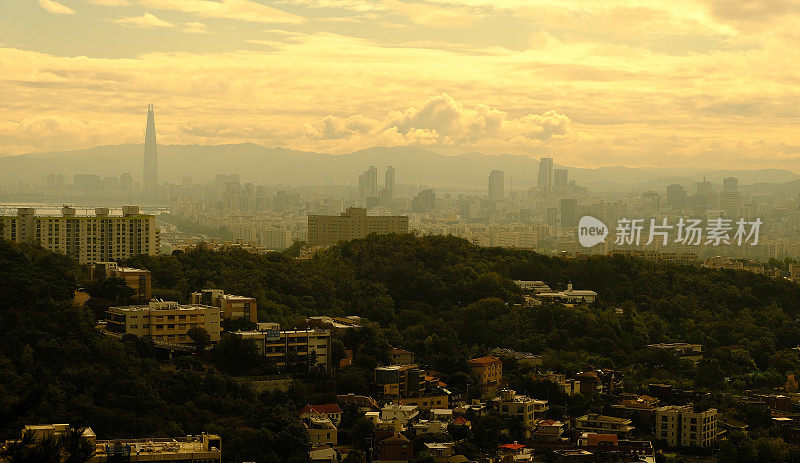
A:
0;206;159;264
375;364;426;397
235;327;331;371
469;356;503;388
656;405;719;448
3;424;221;463
90;262;152;303
574;414;634;437
300;407;338;447
307;207;408;246
106;300;221;344
190;289;257;322
389;347;414;364
497;389;549;435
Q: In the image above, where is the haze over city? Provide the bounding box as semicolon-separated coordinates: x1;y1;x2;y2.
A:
2;0;800;171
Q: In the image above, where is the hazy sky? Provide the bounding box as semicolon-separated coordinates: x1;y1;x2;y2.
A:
1;0;799;170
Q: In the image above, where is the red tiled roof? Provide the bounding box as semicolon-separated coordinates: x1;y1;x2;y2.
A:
390;347;413;355
469;356;501;365
498;443;525;450
453;416;470;425
587;434;618;446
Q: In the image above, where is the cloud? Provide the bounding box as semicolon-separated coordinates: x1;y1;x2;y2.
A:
113;13;208;33
85;0;131;5
138;0;306;24
300;93;570;148
38;0;76;15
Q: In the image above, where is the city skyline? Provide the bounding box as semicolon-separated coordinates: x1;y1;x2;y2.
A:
2;1;800;171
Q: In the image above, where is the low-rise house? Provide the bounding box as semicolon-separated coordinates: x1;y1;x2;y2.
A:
338;393;380;413
574;414;634;437
300;408;338;447
413;420;448;435
390;347;415;365
468;356;503;389
309;447;338;462
451;415;471;429
381;404;419;425
378;432;413;462
533;420;565;441
395;394;449;410
431;409;453;422
423;442;456;458
301;404;343;427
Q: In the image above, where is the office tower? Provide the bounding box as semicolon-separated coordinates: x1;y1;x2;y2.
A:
307;207;408;246
696;177;712;196
0;206;159;264
553;168;568;191
385;166;396;201
358;166;378;202
488;170;505;202
560;198;578;228
546;207;558;228
723;177;738;191
719;189;741;216
412;189;436;212
120;173;133;191
538;157;554;191
666;184;687;210
143;104;158;198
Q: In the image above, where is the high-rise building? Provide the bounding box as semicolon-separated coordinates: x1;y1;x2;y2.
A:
560;198;578;228
385;166;396;201
358;166;379;204
723;177;738;191
553;168;568;191
307;207;408;246
666;184;687;210
0;206;159;264
412;189;436;213
538;157;554;191
488;170;505;202
143;104;158;198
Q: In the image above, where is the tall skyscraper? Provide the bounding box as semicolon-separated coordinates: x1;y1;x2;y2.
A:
723;177;738;191
488;170;505;202
385;166;396;201
560;198;577;228
553;168;568;191
538;157;554;191
143;104;158;198
358;166;378;202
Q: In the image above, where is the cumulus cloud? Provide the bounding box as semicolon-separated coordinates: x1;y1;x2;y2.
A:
85;0;131;5
38;0;76;15
300;93;570;148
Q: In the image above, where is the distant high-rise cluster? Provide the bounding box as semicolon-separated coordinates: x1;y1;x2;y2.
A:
143;104;158;199
359;165;396;209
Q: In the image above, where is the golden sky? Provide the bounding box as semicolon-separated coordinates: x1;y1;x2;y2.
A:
1;0;799;170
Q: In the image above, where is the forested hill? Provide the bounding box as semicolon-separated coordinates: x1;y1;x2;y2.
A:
4;235;800;462
0;241;311;462
126;234;800;387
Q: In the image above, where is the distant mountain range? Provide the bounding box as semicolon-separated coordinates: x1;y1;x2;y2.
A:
2;143;799;194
